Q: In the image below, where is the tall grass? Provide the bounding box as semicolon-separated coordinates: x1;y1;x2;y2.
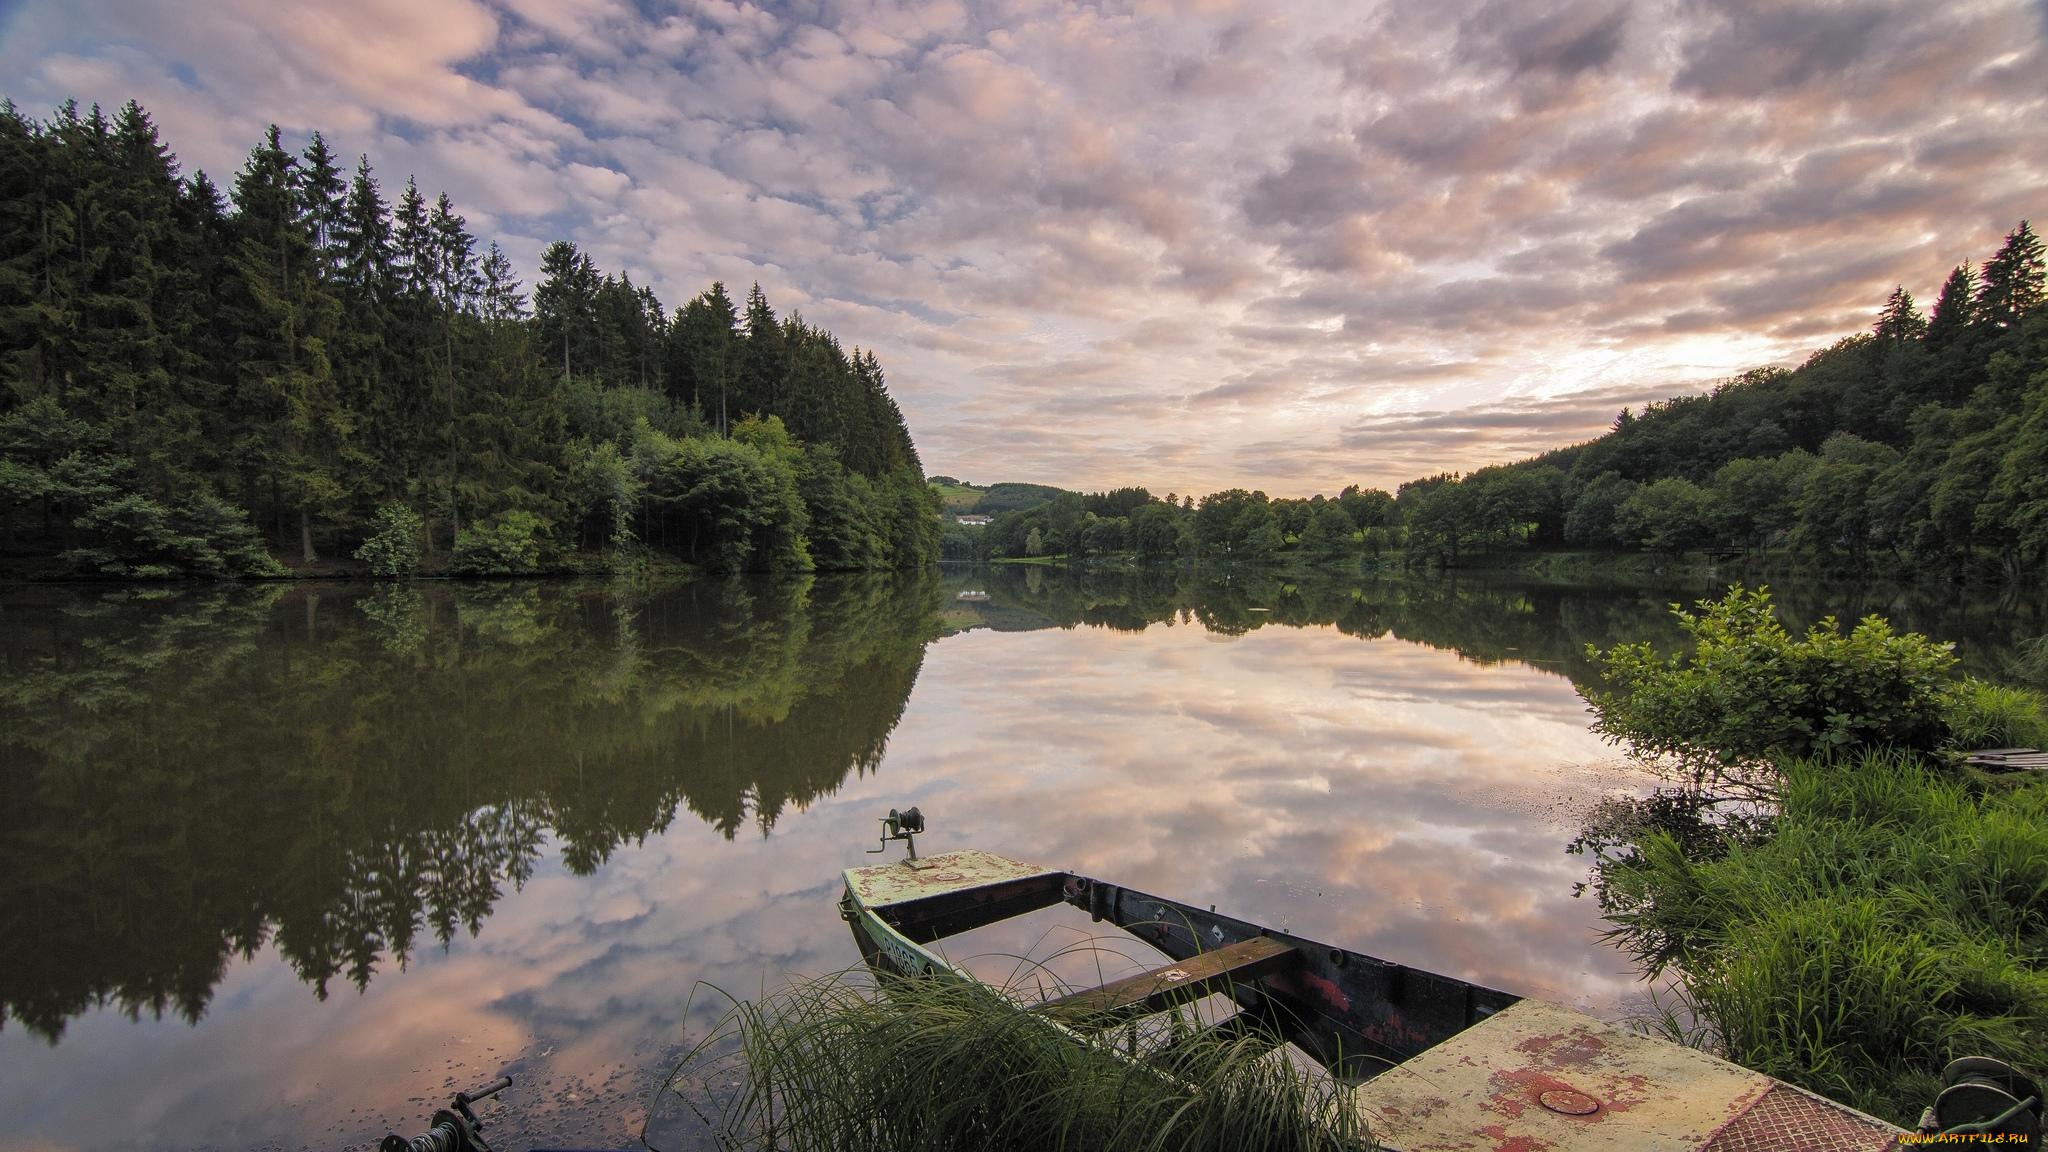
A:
655;970;1372;1152
1943;679;2048;750
1600;749;2048;1125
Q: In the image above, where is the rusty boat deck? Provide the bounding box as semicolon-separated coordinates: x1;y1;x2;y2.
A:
842;849;1905;1152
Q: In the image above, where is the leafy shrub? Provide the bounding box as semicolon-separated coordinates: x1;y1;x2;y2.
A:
451;511;548;575
1585;586;1960;778
353;504;424;578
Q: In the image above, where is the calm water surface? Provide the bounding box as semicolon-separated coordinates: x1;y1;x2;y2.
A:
2;567;2041;1150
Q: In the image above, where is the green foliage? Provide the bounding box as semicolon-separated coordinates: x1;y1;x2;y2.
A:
974;483;1067;516
636;421;810;574
0;101;934;577
1193;489;1281;563
451;510;547;575
353;503;424;578
1941;680;2048;750
1591;750;2048;1124
1586;586;1962;775
0;397;282;577
1615;477;1711;554
665;970;1369;1152
1563;472;1638;548
1298;501;1358;560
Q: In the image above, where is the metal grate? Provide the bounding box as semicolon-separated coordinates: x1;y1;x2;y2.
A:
1702;1083;1902;1152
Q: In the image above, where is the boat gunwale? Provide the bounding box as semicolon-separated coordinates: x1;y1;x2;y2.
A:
840;854;1520;1078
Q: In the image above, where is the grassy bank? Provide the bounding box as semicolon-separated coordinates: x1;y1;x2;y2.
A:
1582;588;2048;1126
1600;750;2048;1125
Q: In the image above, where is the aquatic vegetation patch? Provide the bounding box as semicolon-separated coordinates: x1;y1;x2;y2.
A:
655;970;1372;1152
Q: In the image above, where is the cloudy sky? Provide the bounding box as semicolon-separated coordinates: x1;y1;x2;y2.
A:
3;0;2043;495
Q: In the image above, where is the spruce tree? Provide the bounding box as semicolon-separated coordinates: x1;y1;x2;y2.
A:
1977;220;2044;328
479;243;525;322
1873;285;1925;342
0;100;46;402
224;125;346;562
533;240;596;381
668;282;738;430
296;132;346;279
736;282;784;424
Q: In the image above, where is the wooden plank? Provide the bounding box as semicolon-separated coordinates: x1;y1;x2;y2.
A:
1036;935;1299;1023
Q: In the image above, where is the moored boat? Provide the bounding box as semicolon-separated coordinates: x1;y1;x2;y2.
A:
839;810;1914;1152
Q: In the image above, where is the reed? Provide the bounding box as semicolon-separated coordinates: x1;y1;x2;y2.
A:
657;968;1372;1152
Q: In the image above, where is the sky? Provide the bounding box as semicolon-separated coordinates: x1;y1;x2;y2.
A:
2;0;2044;496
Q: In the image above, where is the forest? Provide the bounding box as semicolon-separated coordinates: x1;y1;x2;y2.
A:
0;99;939;578
949;220;2047;581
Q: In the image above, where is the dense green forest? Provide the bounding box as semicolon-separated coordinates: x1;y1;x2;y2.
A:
0;99;938;578
947;221;2046;580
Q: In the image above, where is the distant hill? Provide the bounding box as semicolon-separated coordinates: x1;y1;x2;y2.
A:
927;478;986;512
926;478;1069;516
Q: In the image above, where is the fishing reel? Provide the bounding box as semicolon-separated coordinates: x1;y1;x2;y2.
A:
866;806;928;863
1918;1057;2041;1141
380;1076;511;1152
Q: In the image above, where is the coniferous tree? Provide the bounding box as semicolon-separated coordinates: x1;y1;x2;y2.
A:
1926;263;1977;350
1976;220;2044;329
479;243;525;323
296;132;346;279
0;100;940;574
331;156;401;506
429;192;477;535
223;124;346;562
533;240;597;381
736;282;784;421
1873;286;1926;343
668;282;738;431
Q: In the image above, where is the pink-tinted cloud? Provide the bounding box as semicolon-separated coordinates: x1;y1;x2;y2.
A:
3;0;2042;494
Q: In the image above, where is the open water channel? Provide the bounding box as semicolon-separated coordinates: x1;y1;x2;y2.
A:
1;566;2041;1150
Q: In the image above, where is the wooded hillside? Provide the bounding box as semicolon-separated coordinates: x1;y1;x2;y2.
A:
0;99;938;576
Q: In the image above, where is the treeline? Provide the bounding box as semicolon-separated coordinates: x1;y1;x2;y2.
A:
947;220;2046;580
1397;220;2044;577
941;481;1396;565
0;99;937;577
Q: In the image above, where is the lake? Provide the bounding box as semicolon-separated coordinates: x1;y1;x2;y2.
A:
2;567;2041;1150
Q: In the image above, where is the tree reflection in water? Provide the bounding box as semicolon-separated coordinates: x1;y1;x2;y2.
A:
0;575;945;1041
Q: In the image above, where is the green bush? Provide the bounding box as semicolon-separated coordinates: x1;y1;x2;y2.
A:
353;504;424;578
451;511;548;575
1585;586;1960;778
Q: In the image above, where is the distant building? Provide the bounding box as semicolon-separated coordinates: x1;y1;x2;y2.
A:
955;515;992;526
